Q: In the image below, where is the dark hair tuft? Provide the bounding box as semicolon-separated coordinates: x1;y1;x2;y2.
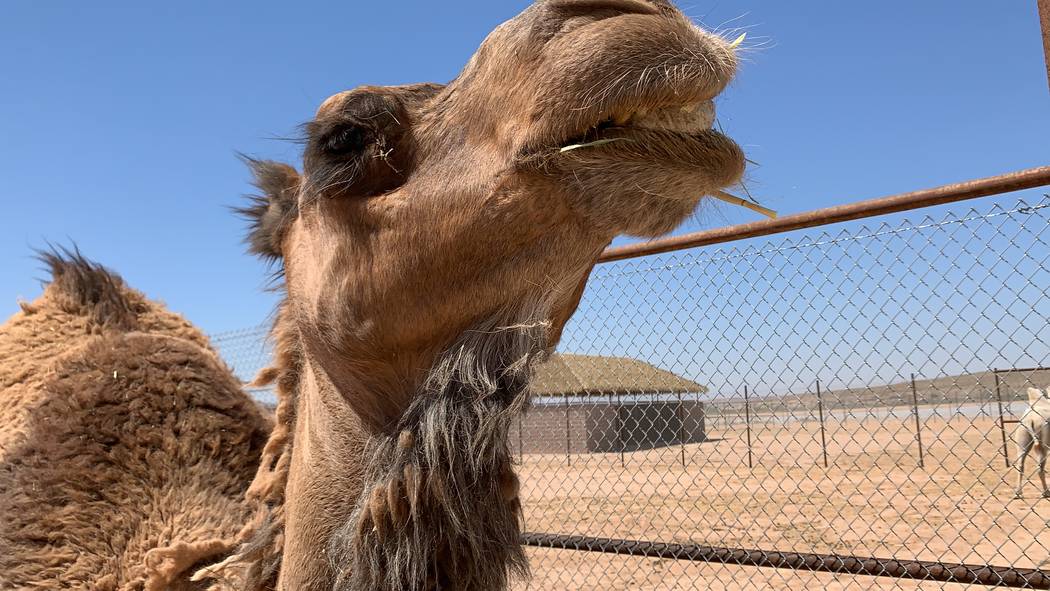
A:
35;244;137;330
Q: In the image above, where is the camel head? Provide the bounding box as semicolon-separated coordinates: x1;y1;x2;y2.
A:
1028;387;1050;405
235;1;745;589
247;0;743;431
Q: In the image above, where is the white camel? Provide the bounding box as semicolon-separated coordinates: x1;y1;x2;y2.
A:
1014;387;1050;499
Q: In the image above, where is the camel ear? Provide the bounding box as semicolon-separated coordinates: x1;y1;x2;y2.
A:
236;157;301;261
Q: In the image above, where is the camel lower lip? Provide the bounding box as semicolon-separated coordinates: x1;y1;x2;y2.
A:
533;126;746;191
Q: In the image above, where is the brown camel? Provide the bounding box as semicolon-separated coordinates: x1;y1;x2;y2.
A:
202;1;745;589
0;249;272;590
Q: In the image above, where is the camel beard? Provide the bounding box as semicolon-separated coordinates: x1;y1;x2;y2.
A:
329;310;551;591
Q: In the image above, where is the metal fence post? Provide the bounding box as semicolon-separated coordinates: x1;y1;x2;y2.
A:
744;385;753;469
1039;0;1050;90
518;414;524;462
910;373;925;469
676;390;686;467
616;391;625;467
994;369;1010;468
816;379;829;469
565;395;572;465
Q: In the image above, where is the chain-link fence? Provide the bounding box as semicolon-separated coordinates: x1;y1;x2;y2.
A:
211;324;275;405
211;193;1050;589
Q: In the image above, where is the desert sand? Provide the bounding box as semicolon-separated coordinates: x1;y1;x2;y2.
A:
514;413;1050;590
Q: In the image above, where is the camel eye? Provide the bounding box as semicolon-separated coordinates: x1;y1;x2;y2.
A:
322;125;368;156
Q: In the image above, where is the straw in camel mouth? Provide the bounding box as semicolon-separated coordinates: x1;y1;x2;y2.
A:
559;134;776;219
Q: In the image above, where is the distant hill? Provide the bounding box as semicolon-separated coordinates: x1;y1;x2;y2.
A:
708;367;1050;415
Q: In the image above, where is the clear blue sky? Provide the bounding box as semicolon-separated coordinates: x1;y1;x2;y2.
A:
1;1;1047;336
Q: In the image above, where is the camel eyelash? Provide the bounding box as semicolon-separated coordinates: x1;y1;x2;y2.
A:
318;124;370;156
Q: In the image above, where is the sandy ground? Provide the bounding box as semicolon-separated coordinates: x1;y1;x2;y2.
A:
512;415;1050;590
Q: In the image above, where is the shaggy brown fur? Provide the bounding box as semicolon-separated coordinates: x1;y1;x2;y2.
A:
328;313;547;590
0;250;272;590
210;1;748;589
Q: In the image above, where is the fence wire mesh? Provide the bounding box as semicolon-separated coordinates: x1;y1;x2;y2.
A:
212;194;1050;590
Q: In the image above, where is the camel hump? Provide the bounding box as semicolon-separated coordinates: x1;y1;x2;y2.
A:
37;245;138;330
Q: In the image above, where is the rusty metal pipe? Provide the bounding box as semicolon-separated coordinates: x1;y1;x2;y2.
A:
522;533;1050;588
599;166;1050;263
994;366;1050;374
